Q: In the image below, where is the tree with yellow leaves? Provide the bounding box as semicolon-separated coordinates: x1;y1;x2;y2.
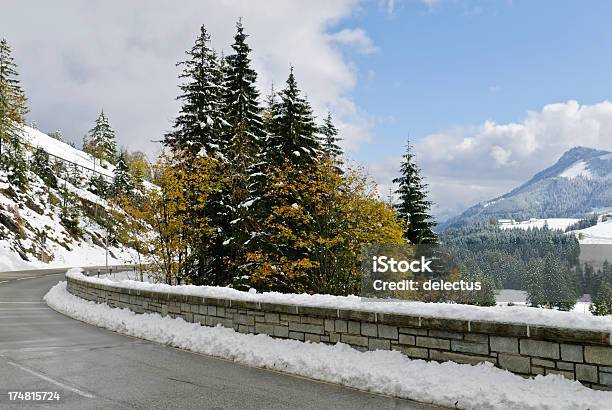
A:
137;152;219;284
248;157;405;295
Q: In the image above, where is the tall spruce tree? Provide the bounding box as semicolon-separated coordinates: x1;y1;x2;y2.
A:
223;19;264;160
84;110;117;165
265;68;320;166
164;25;224;156
199;19;265;287
0;38;28;172
393;139;438;244
319;111;343;167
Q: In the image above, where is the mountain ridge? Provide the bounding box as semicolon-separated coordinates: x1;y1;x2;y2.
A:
440;146;612;230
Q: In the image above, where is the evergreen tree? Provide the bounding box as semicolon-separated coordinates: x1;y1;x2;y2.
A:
393;140;438;244
320;111;343;166
222;19;264;162
89;174;109;198
199;20;265;285
265;68;321;167
5;135;28;187
590;280;612;316
0;38;28;167
164;25;224;156
84;110;117;165
31;147;57;188
112;151;133;197
49;130;64;142
526;254;578;310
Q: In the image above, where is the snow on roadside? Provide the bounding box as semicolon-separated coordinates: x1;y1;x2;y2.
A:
44;281;611;410
67;270;612;333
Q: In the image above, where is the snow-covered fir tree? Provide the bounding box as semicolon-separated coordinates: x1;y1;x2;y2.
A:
112;151;133;197
164;25;224;156
201;19;265;286
222;19;264;162
319;111;343;167
31;147;57;188
265;68;321;167
393;139;438;244
84;110;118;165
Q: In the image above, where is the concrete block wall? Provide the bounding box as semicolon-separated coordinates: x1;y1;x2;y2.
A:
66;275;612;390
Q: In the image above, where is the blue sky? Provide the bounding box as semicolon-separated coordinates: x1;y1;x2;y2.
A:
4;0;612;219
348;0;612;160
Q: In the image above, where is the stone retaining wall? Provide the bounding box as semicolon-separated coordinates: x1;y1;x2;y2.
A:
66;275;612;390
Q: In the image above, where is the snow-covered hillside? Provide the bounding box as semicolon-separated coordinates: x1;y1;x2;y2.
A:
499;218;580;231
569;215;612;244
442;146;612;229
499;215;612;244
0;126;138;271
21;126;115;178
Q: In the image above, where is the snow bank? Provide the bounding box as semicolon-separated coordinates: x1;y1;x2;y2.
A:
44;281;611;409
67;270;612;332
0;240;35;271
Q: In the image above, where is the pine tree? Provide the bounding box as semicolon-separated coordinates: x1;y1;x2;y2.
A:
89;174;109;198
393;140;438;244
164;25;224;156
590;280;612;316
112;151;133;197
320;111;343;166
0;38;28;171
222;19;264;162
200;19;265;285
84;110;117;165
265;68;321;167
5;135;28;187
526;254;578;310
49;130;64;142
31;147;57;188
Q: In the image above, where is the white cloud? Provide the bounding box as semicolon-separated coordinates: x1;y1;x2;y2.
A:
421;0;441;10
2;0;373;157
371;100;612;221
383;0;396;16
326;28;379;54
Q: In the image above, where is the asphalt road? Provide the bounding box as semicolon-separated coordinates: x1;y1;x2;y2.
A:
0;269;442;410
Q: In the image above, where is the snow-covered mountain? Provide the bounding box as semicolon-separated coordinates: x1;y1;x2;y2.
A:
0;126;137;271
441;147;612;230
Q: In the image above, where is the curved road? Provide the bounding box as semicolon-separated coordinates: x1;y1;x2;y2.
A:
0;269;440;410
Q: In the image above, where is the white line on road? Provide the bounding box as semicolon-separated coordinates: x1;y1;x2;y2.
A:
8;361;96;399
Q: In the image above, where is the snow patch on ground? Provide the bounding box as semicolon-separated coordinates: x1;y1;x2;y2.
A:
67;270;612;332
572;218;612;244
499;218;580;231
559;160;592;179
44;281;611;410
